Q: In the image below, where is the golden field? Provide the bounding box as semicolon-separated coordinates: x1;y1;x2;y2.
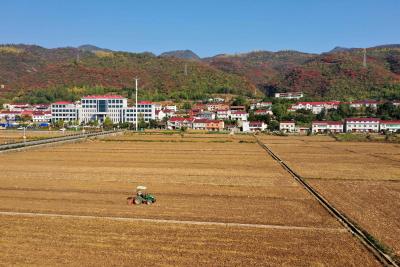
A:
259;135;400;180
259;134;400;259
0;133;379;266
0;130;67;144
0;215;378;266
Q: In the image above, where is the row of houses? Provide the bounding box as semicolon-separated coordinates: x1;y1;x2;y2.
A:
289;100;400;114
167;117;268;132
280;118;400;133
0;110;52;123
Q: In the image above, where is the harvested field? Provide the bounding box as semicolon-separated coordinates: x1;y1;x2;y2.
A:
0;133;381;265
259;134;400;262
309;179;400;257
259;135;400;180
0;130;67;144
0;215;379;266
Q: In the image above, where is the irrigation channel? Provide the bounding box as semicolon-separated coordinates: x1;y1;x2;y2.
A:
254;136;399;267
0;130;122;152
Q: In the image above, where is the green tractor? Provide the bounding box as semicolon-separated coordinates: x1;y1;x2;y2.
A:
127;186;156;205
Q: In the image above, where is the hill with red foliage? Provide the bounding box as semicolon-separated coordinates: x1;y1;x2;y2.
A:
0;44;399;101
0;45;257;100
206;46;400;99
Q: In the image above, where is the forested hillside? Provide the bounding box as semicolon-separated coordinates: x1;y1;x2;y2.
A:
0;45;257;102
0;44;399;103
206;46;400;100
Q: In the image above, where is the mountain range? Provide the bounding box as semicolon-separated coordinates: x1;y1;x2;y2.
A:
0;44;399;101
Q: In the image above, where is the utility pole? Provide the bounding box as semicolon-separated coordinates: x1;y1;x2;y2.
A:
135;78;139;131
184;63;188;76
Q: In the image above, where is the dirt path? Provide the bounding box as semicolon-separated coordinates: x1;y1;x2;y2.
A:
0;210;346;232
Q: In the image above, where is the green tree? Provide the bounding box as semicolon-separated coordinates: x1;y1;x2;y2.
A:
138;118;148;130
316;110;326;121
232;96;247;106
103;117;113;130
88;120;99;127
54;120;65;128
272;103;288;120
182;102;192;110
148;119;158;129
268;120;280;131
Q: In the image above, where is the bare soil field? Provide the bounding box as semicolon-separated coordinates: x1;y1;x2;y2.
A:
259;134;400;261
0;130;67;144
0;133;381;265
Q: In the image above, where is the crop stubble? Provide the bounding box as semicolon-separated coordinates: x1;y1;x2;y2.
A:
0;133;380;265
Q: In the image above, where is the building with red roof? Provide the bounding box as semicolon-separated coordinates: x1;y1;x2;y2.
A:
290;101;341;114
230;110;249;121
312;121;344;133
279;121;296;133
167;117;194;130
380;120;400;132
249;121;267;132
345;118;380;132
254;109;273;116
349;100;382;109
51;95;156;124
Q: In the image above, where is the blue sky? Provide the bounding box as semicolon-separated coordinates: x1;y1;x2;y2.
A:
0;0;399;57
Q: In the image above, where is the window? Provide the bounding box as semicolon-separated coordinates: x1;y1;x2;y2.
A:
98;100;107;112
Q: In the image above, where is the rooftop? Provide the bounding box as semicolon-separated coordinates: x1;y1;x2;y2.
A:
83;95;125;99
53;101;74;105
312;121;343;125
345;118;380;122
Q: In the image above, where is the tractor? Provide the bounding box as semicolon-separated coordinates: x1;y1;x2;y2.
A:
127;186;156;205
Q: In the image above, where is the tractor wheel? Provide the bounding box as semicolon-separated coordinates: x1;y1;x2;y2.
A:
134;197;142;205
146;200;153;205
127;197;133;205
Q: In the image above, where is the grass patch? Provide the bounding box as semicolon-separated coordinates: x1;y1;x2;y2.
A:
334;133;400;143
239;140;256;143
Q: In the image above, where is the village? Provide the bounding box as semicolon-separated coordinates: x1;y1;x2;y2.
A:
1;91;399;134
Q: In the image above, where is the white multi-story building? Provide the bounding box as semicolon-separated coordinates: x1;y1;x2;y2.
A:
80;95;127;124
167;117;194;130
279;121;296;133
250;102;272;110
51;95;156;124
249;121;267;132
290;101;340;114
125;101;156;123
345;118;380;133
196;111;216;120
2;103;30;111
51;101;79;122
216;110;230;120
380;120;400;132
230;111;248;121
192;119;208;130
32;111;52;123
275;92;303;99
254;110;273;116
349;100;380;109
312;121;344;133
165;105;177;112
